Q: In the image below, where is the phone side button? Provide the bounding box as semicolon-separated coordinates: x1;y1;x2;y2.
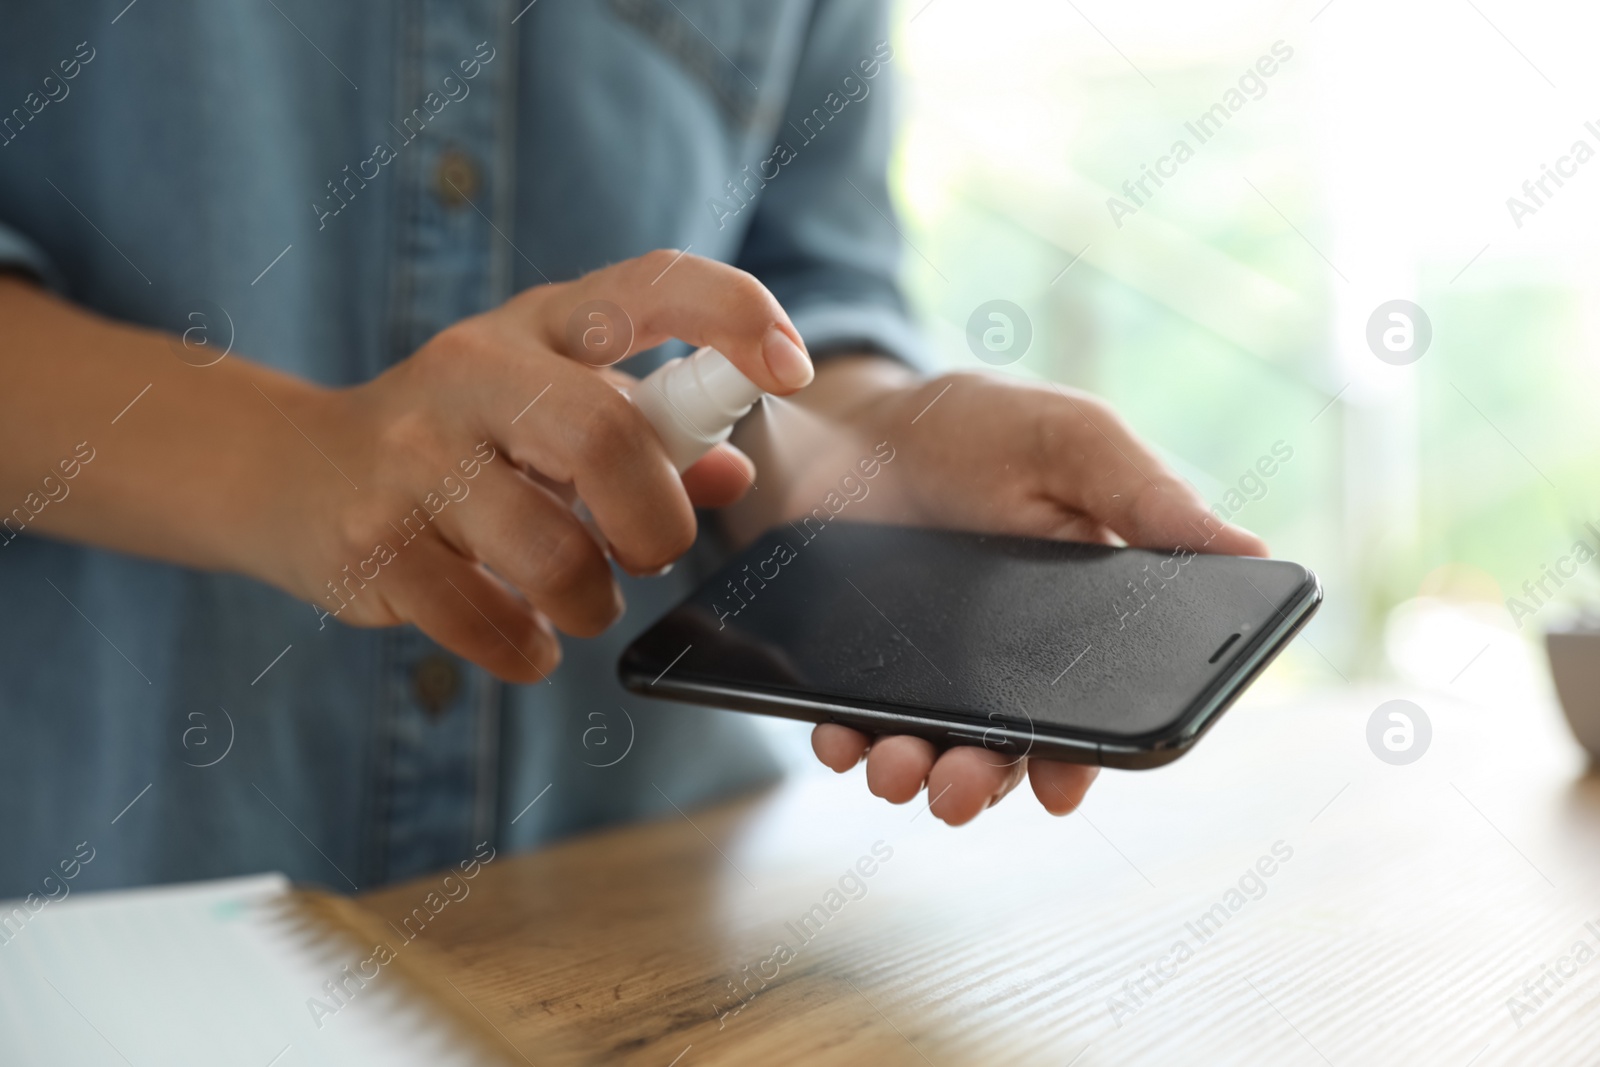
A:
944;728;1025;754
944;730;991;746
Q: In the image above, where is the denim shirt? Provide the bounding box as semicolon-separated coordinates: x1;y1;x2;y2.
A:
0;0;921;897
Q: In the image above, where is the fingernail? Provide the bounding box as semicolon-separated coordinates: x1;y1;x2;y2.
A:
762;327;813;390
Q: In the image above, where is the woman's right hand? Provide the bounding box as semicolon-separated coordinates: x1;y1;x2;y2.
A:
0;254;809;684
270;251;814;681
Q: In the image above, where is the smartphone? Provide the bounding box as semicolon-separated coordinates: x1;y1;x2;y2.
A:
619;522;1321;769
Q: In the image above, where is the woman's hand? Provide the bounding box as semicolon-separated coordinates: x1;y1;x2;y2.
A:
270;252;814;681
730;357;1269;826
0;254;810;684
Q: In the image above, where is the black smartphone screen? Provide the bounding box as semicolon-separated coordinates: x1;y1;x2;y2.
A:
620;523;1317;750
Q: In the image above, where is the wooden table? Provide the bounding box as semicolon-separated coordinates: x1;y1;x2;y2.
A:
358;680;1600;1066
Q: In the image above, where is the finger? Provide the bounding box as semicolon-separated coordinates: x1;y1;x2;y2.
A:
1029;761;1101;816
812;723;872;773
925;746;1026;826
602;365;756;506
429;459;622;638
384;538;560;684
680;442;755;509
1038;389;1269;556
991;758;1029;806
1204;522;1269;557
1037;513;1117;545
474;355;698;575
864;734;937;804
532;251;814;393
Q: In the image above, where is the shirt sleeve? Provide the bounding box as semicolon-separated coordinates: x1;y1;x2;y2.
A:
0;219;63;290
730;0;934;374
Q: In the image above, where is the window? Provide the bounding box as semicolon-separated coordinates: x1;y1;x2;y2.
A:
892;0;1594;692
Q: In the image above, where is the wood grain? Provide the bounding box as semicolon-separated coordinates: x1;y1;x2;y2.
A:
358;682;1600;1066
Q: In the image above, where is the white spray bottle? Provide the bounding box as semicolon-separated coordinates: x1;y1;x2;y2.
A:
574;346;766;555
630;345;766;472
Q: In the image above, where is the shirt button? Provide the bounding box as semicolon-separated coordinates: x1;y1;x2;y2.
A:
434;149;480;208
413;654;461;717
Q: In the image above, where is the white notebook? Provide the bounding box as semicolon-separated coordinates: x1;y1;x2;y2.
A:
0;874;488;1067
